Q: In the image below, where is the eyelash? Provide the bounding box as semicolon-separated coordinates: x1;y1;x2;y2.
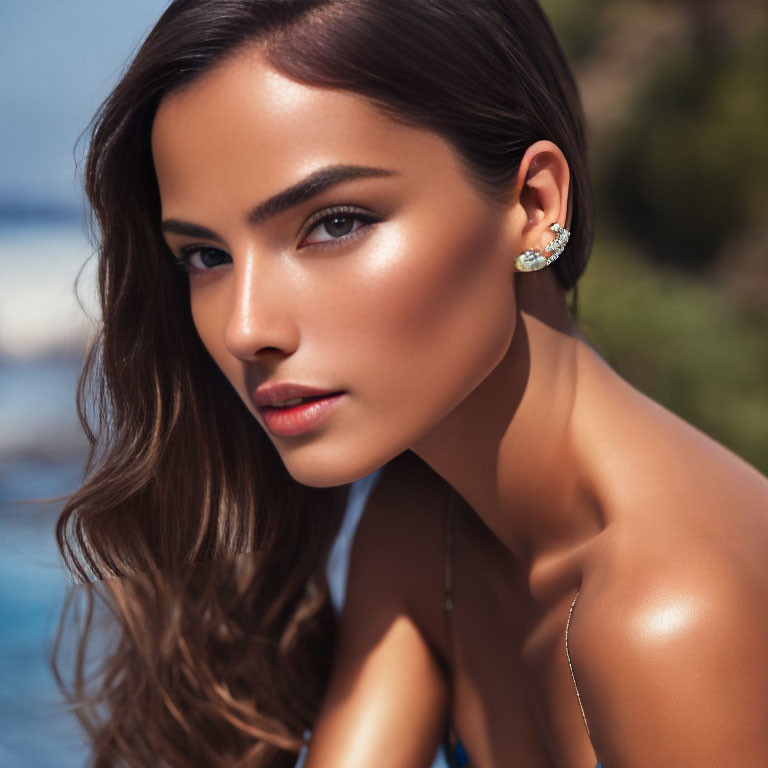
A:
173;205;380;274
301;205;380;248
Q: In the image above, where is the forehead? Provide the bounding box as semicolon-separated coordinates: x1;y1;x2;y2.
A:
151;48;462;202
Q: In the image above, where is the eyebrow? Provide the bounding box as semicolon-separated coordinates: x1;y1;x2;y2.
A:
161;163;397;242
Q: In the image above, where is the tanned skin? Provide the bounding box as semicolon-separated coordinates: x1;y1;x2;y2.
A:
152;48;768;767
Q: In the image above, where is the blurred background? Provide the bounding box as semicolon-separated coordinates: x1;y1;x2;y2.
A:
0;0;766;765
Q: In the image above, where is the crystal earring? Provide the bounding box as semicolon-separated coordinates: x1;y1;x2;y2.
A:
515;223;571;272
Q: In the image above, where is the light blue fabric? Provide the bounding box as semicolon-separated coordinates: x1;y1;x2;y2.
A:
325;467;385;614
294;467;451;768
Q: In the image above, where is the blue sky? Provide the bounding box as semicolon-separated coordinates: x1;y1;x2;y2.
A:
0;1;170;357
0;0;168;213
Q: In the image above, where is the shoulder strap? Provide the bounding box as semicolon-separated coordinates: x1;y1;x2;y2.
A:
444;488;456;661
441;489;462;765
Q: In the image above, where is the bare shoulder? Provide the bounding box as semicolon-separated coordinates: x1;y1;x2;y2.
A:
584;343;768;527
570;532;768;765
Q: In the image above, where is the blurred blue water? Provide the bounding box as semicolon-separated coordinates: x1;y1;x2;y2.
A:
0;356;90;767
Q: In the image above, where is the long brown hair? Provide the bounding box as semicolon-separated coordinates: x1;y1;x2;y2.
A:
54;1;593;766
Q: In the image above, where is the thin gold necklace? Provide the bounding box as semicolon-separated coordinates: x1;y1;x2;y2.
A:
565;590;592;738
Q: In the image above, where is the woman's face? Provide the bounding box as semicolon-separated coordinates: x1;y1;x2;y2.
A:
152;48;522;487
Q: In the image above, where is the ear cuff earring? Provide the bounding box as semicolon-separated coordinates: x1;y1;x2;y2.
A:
515;223;571;272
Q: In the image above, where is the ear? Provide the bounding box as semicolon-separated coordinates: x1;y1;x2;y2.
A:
511;140;570;254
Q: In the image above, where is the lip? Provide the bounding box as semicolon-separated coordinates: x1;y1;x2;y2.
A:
252;383;346;438
252;382;343;408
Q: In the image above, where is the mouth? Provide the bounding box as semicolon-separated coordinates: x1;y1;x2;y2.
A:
260;393;341;409
255;391;346;438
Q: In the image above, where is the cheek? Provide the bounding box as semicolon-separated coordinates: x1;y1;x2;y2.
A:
340;214;517;431
177;215;516;488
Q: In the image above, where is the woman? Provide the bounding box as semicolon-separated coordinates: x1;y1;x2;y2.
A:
56;0;768;766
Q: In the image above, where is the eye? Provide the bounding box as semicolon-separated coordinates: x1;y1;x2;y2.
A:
175;245;231;274
300;206;379;249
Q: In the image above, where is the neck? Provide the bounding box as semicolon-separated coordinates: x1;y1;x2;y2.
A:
411;270;603;579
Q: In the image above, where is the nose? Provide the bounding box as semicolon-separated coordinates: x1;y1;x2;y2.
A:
223;253;300;361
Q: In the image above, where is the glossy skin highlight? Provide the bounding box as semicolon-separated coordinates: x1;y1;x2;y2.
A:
152;47;768;768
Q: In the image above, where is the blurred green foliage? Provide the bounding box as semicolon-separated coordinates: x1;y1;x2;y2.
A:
600;22;768;269
541;0;768;473
539;0;613;62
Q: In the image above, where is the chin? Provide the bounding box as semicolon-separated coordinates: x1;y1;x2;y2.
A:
277;439;396;488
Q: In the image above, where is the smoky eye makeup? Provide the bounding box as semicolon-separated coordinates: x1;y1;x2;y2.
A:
174;245;231;274
170;202;383;274
298;204;381;250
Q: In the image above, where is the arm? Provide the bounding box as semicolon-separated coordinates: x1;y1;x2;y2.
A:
571;566;768;766
304;467;450;768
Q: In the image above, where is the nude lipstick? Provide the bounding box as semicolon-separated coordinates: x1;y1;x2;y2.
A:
252;383;345;438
